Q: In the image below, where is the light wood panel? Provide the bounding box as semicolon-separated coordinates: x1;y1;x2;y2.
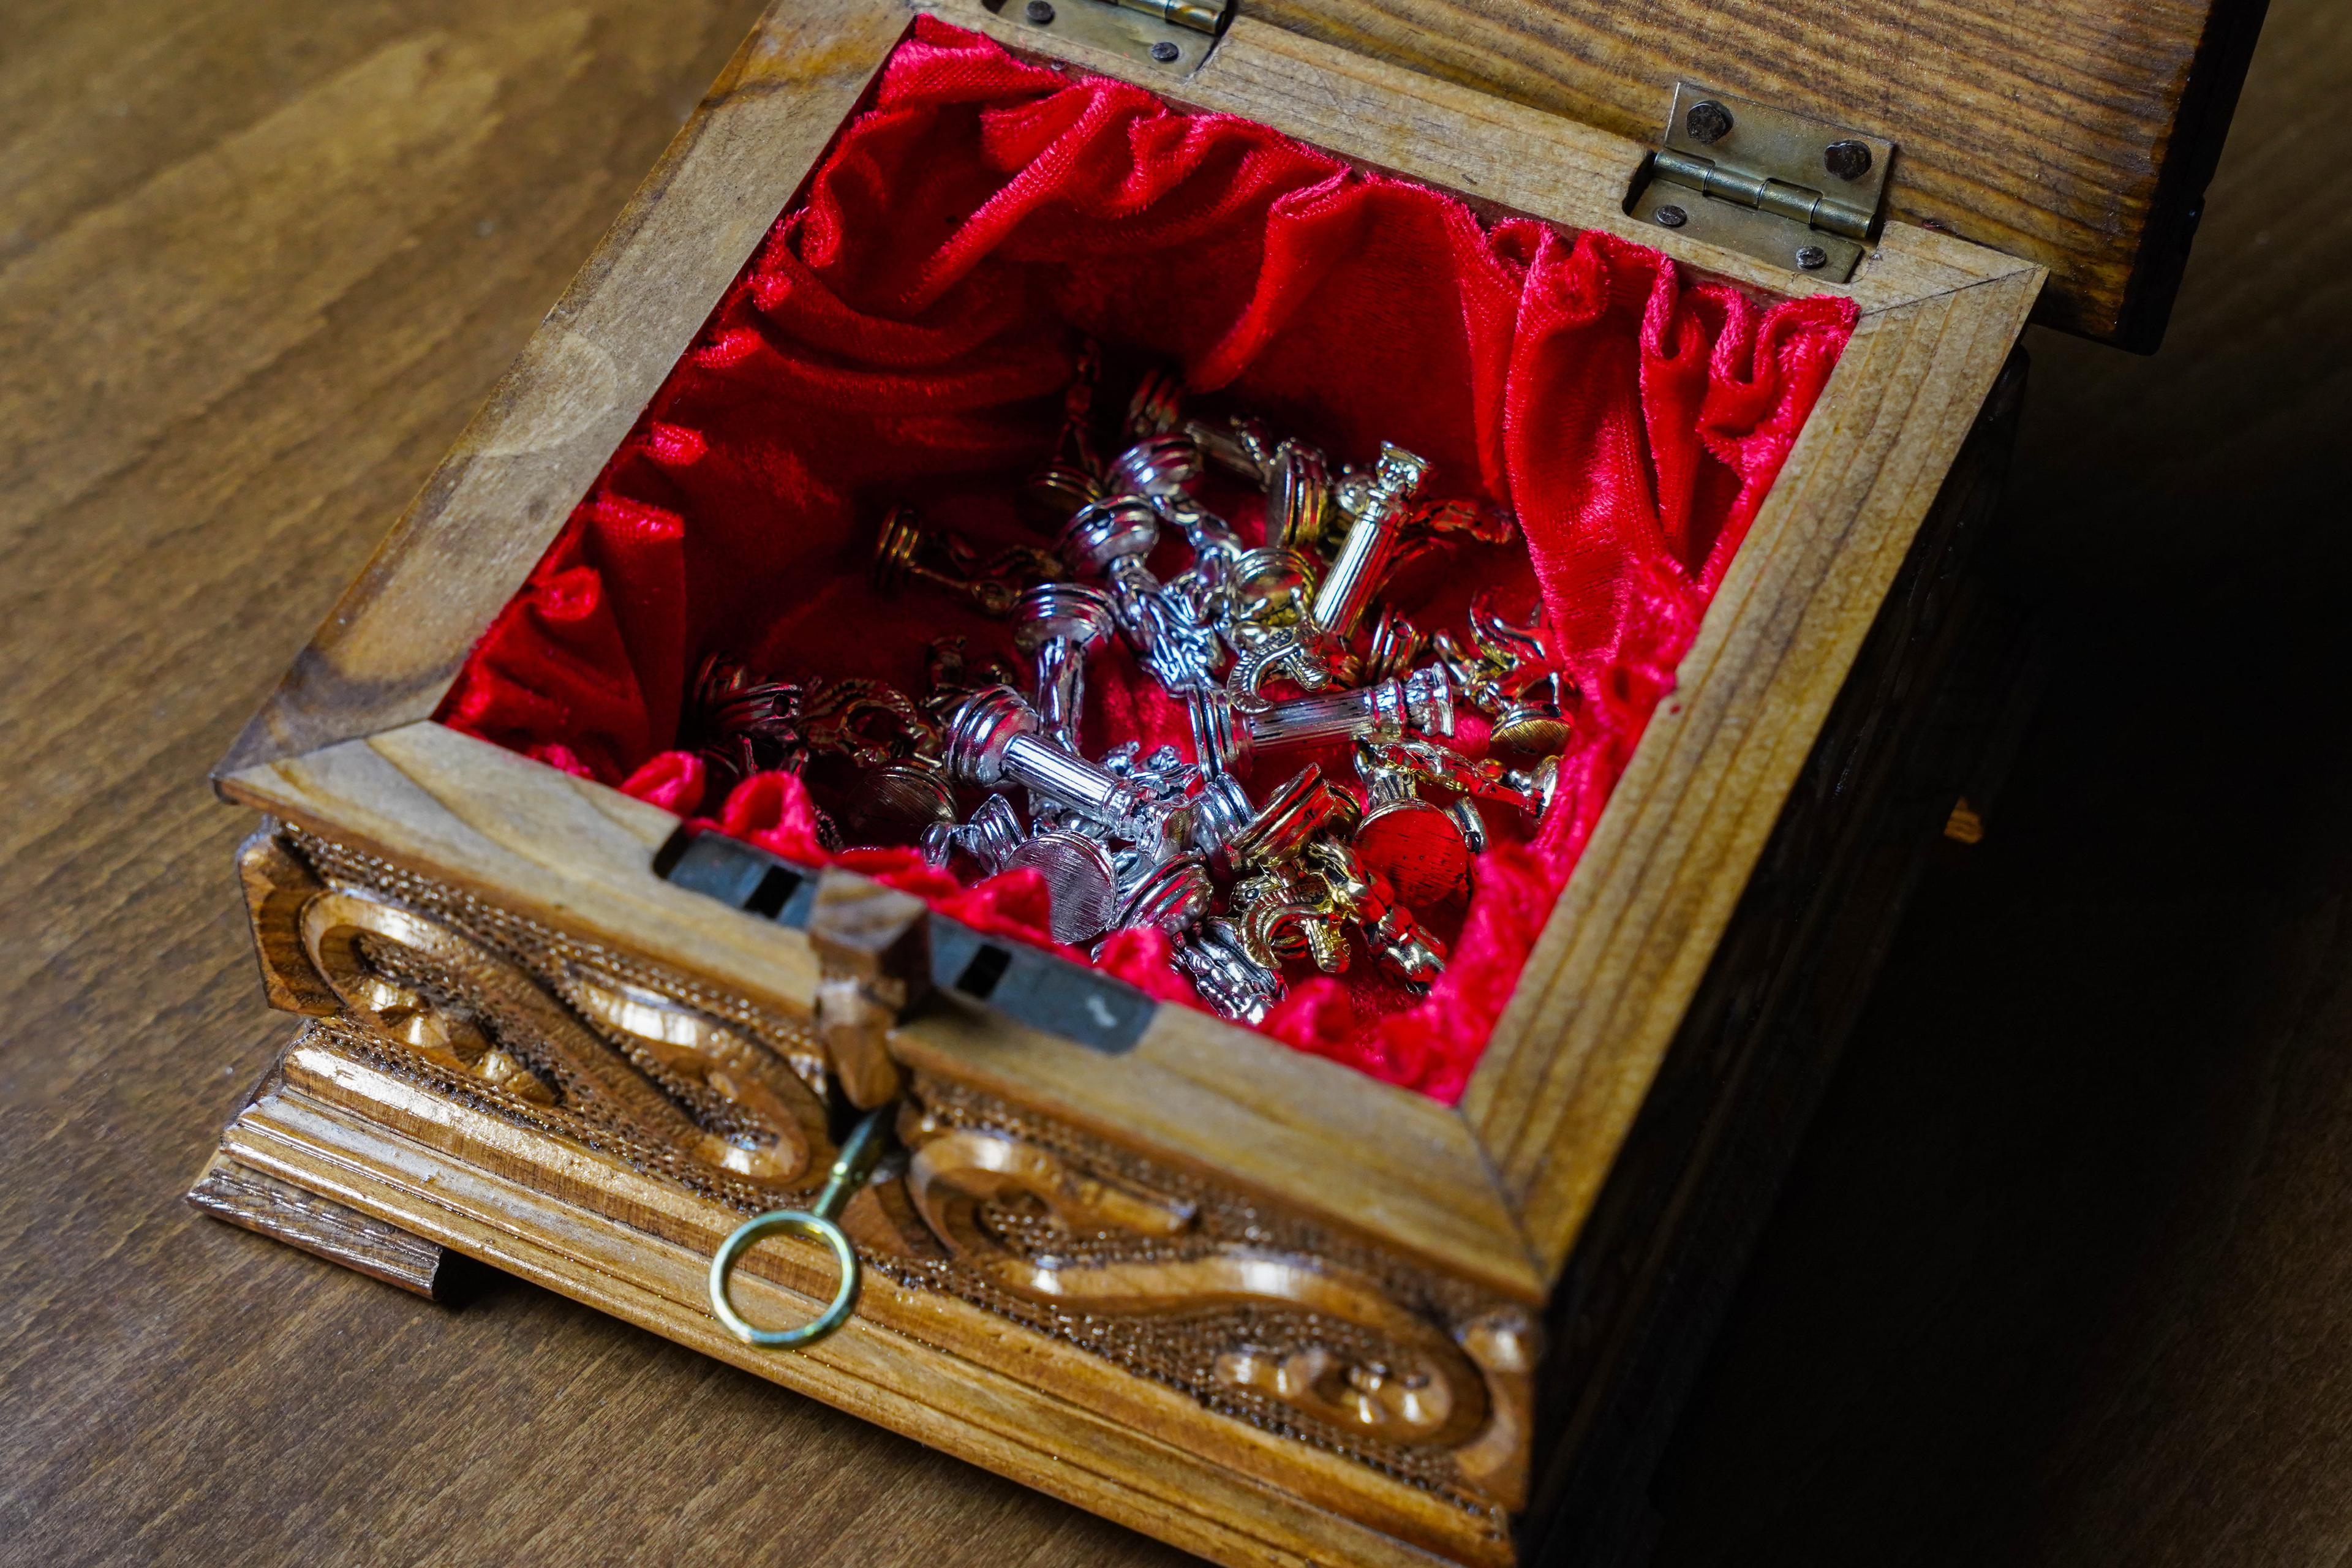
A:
893;999;1545;1302
219;721;826;1015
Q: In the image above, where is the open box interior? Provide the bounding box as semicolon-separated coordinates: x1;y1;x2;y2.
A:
433;17;1856;1104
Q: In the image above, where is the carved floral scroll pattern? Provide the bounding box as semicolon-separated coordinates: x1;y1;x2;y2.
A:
884;1080;1537;1512
251;828;1533;1515
263;829;835;1209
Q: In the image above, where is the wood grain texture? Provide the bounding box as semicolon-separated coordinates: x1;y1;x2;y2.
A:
892;995;1547;1303
1235;0;2269;346
186;1152;464;1299
222;721;827;1016
7;2;2348;1567
213;0;914;778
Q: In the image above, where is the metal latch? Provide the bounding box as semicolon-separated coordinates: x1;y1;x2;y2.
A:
1629;83;1894;281
982;0;1234;75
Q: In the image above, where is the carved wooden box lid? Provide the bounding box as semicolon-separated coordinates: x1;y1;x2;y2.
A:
1251;0;2270;347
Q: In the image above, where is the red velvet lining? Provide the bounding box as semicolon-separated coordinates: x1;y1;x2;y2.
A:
436;18;1855;1102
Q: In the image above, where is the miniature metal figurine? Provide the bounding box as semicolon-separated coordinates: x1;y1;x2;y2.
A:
945;685;1192;854
684;652;805;790
1308;444;1429;639
1012;582;1117;751
873;505;1064;619
1188;666;1453;775
1058;496;1223;694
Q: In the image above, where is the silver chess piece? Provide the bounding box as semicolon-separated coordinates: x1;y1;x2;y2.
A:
1187;666;1453;775
944;686;1192;854
1012;582;1117;751
1058;496;1223;694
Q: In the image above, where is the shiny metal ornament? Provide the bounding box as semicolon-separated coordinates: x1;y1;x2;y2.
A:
1231;861;1352;974
1225;764;1360;869
1356;736;1561;822
1298;839;1448;990
802;677;942;769
1188;666;1453;775
1213;545;1335;701
1265;441;1334;556
944;685;1191;853
1359;606;1425;686
1018;460;1105;532
1018;337;1106;532
1126;364;1185;439
1446;796;1490;854
1352;794;1472;908
1171;918;1284;1023
684;652;806;790
1012;582;1117;750
920;637;1025;728
1109;434;1202;499
1489;691;1572;755
1406;496;1517;548
1351;735;1473;905
1308;444;1430;639
1431;592;1574;756
1058;496;1223;694
922;791;1027;876
1152;489;1246;578
845;761;956;842
872;505;1064;619
1005;829;1123;944
1115;853;1214;935
1186;771;1256;859
1184;413;1276;486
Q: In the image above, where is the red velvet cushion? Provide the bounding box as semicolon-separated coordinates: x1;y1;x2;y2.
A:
438;18;1855;1102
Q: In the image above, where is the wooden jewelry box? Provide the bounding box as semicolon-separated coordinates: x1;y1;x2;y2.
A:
193;0;2263;1563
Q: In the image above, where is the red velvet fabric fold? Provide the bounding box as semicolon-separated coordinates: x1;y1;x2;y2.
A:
438;19;1855;1102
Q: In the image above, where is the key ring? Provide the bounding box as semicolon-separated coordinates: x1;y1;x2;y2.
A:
707;1107;891;1351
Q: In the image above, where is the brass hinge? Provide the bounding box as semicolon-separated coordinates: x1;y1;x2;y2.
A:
982;0;1235;76
1629;84;1894;281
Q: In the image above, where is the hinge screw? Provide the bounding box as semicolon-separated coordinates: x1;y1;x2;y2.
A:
1823;140;1873;181
1151;40;1180;61
1654;205;1687;228
1025;1;1055;20
1795;245;1829;271
1684;100;1734;145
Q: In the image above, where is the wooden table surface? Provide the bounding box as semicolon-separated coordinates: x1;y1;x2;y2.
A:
4;2;2346;1564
